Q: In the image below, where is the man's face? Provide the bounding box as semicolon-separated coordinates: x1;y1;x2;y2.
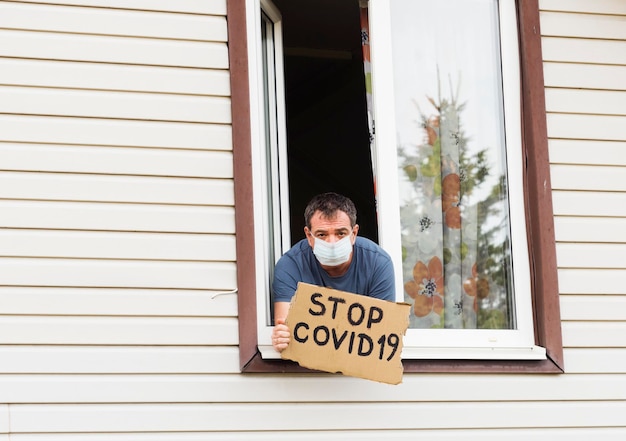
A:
304;210;358;247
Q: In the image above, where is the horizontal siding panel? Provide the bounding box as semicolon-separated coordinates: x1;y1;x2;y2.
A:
0;172;234;206
558;268;626;294
0;201;236;233
564;348;626;373
0;3;227;42
6;429;626;441
555;217;626;242
6;402;626;431
0;230;236;261
0;59;231;96
540;11;626;40
547;114;626;141
552;191;626;217
1;86;232;123
0;258;237;289
543;62;626;90
542;37;626;65
0;374;625;403
0;115;232;150
560;295;626;320
550;164;626;191
0;287;238;317
15;0;228;15
4;430;626;441
545;88;626;115
0;316;238;345
0;30;228;68
540;0;626;15
556;243;626;268
562;322;626;347
0;346;240;374
549;140;626;166
0;143;234;178
0;58;230;96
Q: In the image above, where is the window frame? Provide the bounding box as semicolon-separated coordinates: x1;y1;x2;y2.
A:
229;0;564;373
369;0;542;359
253;0;291;334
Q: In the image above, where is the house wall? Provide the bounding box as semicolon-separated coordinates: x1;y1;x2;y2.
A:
541;0;626;377
0;0;624;439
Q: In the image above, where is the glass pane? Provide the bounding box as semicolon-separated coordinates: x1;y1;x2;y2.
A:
388;0;515;330
261;13;279;325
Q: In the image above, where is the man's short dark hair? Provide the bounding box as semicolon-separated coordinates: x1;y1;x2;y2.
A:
304;192;357;229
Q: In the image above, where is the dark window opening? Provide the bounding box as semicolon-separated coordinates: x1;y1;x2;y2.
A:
275;0;379;244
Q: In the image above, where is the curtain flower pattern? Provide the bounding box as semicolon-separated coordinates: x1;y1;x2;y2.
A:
399;85;508;330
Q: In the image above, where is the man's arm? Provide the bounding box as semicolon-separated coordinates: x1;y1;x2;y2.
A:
274;301;290;323
369;255;396;301
272;301;291;352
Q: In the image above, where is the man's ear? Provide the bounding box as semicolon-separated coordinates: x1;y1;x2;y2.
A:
352;224;359;240
304;226;315;247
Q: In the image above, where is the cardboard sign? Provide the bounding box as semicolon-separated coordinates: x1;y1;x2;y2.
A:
281;282;410;385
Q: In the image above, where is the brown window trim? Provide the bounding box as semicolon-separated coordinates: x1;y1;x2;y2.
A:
229;0;564;374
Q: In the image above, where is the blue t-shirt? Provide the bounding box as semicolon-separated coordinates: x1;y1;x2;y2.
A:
272;236;395;302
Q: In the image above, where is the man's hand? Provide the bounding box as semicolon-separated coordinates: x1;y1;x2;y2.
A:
272;318;290;352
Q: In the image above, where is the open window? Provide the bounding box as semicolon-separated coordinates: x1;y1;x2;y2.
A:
232;0;563;372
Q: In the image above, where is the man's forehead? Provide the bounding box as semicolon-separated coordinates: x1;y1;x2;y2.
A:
310;211;352;229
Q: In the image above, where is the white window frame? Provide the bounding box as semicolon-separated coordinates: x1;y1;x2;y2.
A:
248;0;291;350
250;0;546;360
370;0;544;359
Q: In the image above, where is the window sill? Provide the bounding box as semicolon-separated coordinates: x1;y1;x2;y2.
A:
259;344;546;361
249;343;560;374
401;345;546;360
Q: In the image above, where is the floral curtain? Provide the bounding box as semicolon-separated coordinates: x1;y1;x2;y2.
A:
400;89;484;329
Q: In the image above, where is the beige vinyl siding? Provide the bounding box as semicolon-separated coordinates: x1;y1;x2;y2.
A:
1;87;232;123
0;430;625;441
0;58;232;95
1;0;625;440
540;0;626;436
539;0;626;19
12;0;228;14
0;402;623;431
0;0;239;434
1;373;626;402
0;31;227;67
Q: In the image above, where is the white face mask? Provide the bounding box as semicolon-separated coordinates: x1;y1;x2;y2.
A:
313;235;353;267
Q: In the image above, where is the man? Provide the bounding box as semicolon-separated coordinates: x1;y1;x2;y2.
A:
272;192;395;352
